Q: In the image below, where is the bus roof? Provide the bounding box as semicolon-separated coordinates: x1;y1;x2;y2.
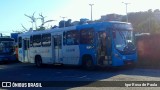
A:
0;38;14;41
18;25;77;37
107;21;131;24
18;21;131;37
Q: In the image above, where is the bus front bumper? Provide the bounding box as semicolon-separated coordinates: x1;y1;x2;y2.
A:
0;57;9;62
0;55;17;62
124;60;135;65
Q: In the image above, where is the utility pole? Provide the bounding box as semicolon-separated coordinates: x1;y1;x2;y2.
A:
89;4;94;21
122;2;130;22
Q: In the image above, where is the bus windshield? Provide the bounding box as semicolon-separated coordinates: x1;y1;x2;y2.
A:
0;41;14;54
114;30;135;52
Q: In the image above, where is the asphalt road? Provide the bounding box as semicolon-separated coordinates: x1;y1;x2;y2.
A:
0;62;160;90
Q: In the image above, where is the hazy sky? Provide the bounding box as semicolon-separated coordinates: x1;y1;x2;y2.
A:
0;0;159;35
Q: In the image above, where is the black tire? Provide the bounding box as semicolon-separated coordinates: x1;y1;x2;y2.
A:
35;56;43;68
82;57;95;70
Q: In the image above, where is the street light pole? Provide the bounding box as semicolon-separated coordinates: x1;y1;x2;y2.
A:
89;4;94;21
122;2;130;22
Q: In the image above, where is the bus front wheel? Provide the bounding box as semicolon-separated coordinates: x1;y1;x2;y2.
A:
35;56;42;68
82;56;95;70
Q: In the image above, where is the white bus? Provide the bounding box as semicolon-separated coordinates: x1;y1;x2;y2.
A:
18;21;137;69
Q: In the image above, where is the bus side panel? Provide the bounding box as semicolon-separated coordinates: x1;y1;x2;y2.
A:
76;25;98;66
79;45;97;65
62;45;80;65
29;47;52;64
28;47;34;63
112;57;124;66
18;48;24;62
40;47;52;64
112;49;124;66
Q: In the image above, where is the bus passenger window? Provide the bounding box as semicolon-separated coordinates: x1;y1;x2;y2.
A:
80;28;94;44
33;35;41;47
66;30;79;45
18;37;22;48
42;34;51;47
24;40;27;50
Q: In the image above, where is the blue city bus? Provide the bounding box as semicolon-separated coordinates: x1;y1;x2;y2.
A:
0;38;17;62
76;21;137;68
18;21;137;69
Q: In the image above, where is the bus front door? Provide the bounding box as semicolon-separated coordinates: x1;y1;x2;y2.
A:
23;39;30;62
52;35;62;64
97;31;111;66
